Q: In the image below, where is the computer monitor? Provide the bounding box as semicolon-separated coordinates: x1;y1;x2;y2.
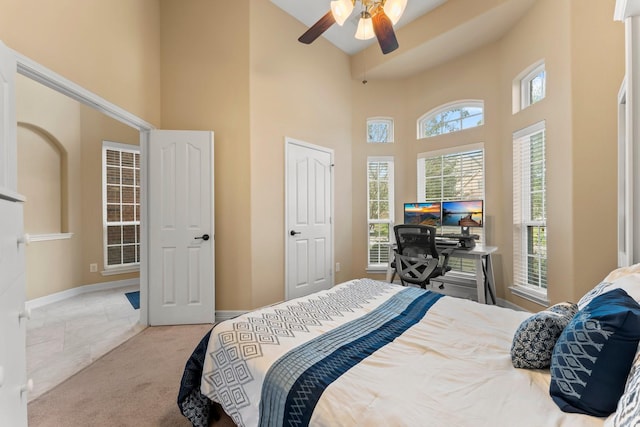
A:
403;202;442;226
441;200;483;235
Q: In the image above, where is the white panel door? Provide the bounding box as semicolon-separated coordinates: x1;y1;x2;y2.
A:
148;130;215;325
286;138;333;300
0;41;28;427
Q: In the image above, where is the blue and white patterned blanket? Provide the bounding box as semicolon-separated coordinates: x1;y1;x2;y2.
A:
189;278;606;427
199;279;441;427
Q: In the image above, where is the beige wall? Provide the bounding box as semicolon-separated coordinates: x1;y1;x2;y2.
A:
248;1;353;308
0;0;161;126
159;0;253;310
80;105;140;286
17;76;83;300
2;0;625;310
352;0;623;310
569;0;623;300
16;76;139;300
499;0;575;310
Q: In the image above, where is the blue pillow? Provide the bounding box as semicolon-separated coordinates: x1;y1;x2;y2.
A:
550;288;640;417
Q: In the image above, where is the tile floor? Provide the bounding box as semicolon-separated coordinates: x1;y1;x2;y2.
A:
26;285;144;402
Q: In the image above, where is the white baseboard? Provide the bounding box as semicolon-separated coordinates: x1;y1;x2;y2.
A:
497;297;529;312
26;278;140;310
214;310;248;322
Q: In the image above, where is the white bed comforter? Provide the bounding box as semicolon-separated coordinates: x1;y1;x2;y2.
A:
200;279;605;427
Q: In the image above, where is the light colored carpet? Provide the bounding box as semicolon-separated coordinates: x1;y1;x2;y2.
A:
27;323;235;427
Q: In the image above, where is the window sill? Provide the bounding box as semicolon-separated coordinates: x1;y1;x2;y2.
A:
101;265;140;276
509;285;549;307
28;233;74;242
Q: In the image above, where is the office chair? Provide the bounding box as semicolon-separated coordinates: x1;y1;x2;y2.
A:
391;225;453;289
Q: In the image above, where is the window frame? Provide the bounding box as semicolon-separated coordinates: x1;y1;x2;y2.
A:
102;140;141;274
366;156;395;271
417;100;484;139
367;117;394;143
513;61;546;114
521;63;546;109
511;121;548;305
416;143;485;273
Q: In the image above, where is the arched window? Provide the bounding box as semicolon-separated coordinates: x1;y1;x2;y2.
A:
367;117;394;143
417;100;484;139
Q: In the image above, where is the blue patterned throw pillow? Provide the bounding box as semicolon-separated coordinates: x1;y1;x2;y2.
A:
511;302;578;369
550;288;640;417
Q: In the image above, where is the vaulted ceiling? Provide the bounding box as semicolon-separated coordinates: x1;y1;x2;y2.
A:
271;0;537;80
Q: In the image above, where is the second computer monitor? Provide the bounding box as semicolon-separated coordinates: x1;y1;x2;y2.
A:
441;200;483;231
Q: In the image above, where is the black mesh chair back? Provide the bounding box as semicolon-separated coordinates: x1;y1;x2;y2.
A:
391;225;452;288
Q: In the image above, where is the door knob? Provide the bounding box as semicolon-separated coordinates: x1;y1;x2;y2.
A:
290;230;301;236
195;234;210;241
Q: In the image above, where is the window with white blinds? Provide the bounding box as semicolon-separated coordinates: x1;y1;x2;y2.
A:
367;157;394;269
417;144;484;272
513;122;547;298
102;141;141;271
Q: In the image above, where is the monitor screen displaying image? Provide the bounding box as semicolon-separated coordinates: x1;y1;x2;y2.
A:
441;200;483;227
403;202;442;226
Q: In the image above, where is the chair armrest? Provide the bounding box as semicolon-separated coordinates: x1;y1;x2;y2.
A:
439;248;454;271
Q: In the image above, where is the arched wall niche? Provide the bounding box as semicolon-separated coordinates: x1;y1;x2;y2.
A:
17;121;69;235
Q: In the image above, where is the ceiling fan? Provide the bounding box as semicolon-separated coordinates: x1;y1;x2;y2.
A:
298;0;408;55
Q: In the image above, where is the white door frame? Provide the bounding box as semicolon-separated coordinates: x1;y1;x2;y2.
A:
13;49;156;325
284;137;335;300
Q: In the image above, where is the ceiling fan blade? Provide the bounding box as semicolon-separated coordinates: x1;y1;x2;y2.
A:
372;9;399;54
298;11;336;44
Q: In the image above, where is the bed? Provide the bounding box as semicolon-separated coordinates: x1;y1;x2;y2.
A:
178;275;640;427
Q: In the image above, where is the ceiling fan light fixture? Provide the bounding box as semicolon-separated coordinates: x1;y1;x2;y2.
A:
383;0;407;25
355;13;375;40
330;0;354;26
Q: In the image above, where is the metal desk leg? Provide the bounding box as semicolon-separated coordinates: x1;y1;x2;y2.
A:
485;253;496;304
475;256;486;304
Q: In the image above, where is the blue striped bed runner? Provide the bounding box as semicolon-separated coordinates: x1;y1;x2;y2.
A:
259;287;443;427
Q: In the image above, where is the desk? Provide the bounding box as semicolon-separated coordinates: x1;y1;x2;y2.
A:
385;243;498;304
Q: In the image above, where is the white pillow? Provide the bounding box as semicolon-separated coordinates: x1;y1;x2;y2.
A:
578;273;640;310
605;263;640;282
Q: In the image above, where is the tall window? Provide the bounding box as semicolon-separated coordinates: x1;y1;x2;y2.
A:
367;157;394;269
513;122;547;299
417;100;484;139
417;144;484;271
367;117;394;143
103;141;141;270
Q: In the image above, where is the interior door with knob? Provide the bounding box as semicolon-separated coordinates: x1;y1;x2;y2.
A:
147;130;215;325
285;137;334;300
